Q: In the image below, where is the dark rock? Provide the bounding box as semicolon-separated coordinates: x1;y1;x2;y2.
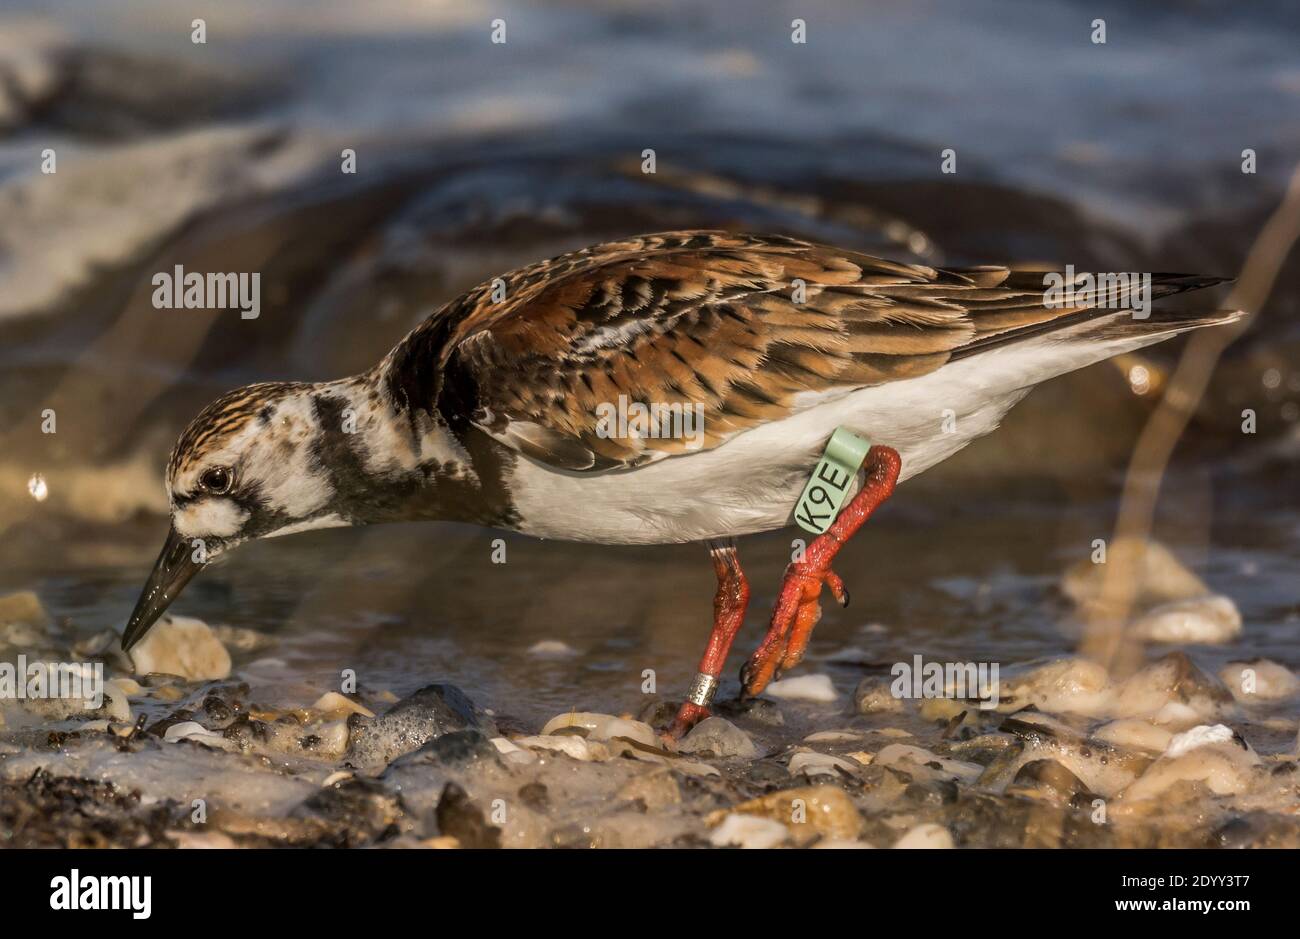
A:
290;776;408;847
1007;759;1091;800
715;696;784;727
348;683;496;770
517;782;549;811
383;730;500;774
202;694;235;725
435;782;500;848
222;714;269;747
637;699;678;727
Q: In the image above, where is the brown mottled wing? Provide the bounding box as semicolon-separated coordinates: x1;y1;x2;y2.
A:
422;231;1205;472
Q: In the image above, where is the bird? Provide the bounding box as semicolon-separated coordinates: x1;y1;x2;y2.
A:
121;230;1237;739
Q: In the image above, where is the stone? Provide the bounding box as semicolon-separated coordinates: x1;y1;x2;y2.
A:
1112;652;1233;721
1120;724;1261;801
435;782;500;849
513;734;606;761
853;677;904;714
715;696;784;726
678;716;758;758
1061;538;1208;610
616;769;681;810
1129;595;1242;644
489;736;537;765
540;711;658;748
1006;759;1090;799
788;750;858;777
873;744;982;784
388;730;500;769
527;639;577;658
311;691;375;719
162;720;235;750
995;658;1111;716
713;785;863;842
709;813;789;848
0;590;52;631
128;614;231;681
1219;659;1300;702
1092;719;1172;753
766;673;837;702
892;823;954;848
347;683;494;770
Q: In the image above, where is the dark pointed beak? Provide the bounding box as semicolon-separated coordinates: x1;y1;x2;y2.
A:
122;526;205;651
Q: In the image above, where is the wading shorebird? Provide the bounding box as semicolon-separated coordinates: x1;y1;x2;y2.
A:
122;231;1236;738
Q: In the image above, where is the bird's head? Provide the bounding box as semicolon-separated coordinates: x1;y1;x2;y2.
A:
123;381;349;650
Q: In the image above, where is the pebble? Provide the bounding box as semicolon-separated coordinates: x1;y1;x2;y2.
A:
804;730;864;743
101;680;132;722
0;590;53;631
1092;719;1172;753
162;720;234;749
1128;595;1242;644
766;673;837;702
616;768;681;810
383;730;501;772
435;782;501;848
347;683;495;770
714;785;863;842
540;711;658;748
1061;537;1208;610
489;736;537;765
853;677;904;714
996;658;1111;716
671;759;721;778
211;624;276;653
527;639;578;658
709;813;789;849
715;696;785;726
1121;724;1261;801
874;743;983;784
678;716;759;758
311;691;376;719
514;734;607;761
1165;723;1241;758
986;718;1150;797
788;750;858;777
1219;659;1300;702
128;614;231;681
1112;652;1232;721
1006;759;1090;800
892;823;954;848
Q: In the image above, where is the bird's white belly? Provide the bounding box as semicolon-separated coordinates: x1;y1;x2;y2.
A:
506;334;1135;545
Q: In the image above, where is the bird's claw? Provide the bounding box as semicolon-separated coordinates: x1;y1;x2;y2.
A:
740;563;845;698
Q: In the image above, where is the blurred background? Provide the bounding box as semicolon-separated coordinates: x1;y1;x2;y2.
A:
0;0;1297;731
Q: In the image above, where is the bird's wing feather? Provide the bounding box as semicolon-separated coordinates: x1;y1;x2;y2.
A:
385;231;1222;472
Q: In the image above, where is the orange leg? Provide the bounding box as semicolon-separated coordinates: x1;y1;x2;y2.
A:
664;538;749;740
741;445;902;698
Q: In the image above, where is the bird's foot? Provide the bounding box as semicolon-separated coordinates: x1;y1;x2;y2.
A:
740;562;848;697
740;444;901;699
662;700;711;743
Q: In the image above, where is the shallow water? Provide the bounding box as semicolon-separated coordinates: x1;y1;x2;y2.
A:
1;0;1298;847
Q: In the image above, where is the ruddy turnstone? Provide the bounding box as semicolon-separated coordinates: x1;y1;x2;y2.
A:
122;231;1236;738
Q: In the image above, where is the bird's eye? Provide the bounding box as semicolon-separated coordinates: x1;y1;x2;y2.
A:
198;467;232;494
